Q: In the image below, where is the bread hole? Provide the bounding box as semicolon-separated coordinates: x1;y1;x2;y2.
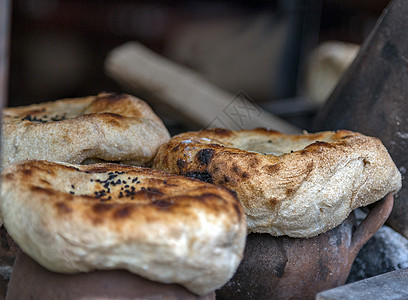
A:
82;158;120;165
233;137;332;156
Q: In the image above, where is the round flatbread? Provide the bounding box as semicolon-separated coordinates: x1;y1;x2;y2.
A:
153;128;401;238
2;93;170;166
0;160;246;295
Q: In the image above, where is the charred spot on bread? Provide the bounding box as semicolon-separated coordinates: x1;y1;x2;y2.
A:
135;187;164;200
263;163;281;174
103;112;125;119
4;173;14;181
23;169;32;176
40;179;51;186
196;149;215;165
96;93;126;102
184;171;213;183
55;202;72;214
177;159;187;170
92;202;114;214
253;127;280;134
310;141;335;148
249;157;260;168
213;128;232;136
232;165;241;174
84;166;111;173
172;145;180;152
269;198;279;206
30;186;55;196
21;115;47;123
151;198;174;208
285;188;295;197
232;202;243;222
113;206;133;219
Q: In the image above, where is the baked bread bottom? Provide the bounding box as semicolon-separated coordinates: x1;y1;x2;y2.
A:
153;128;401;238
7;251;215;300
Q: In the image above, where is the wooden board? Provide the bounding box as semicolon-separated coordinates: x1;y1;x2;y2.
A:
105;42;299;133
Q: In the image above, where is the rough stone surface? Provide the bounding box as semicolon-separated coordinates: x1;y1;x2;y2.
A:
347;222;408;283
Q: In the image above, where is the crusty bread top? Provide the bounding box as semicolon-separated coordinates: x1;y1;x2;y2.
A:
153;128;402;238
0;160;246;295
2;93;170;166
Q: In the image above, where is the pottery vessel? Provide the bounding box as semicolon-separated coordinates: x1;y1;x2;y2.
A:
217;194;394;300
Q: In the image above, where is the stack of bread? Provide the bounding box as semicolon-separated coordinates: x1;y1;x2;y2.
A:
0;93;401;299
0;93;246;299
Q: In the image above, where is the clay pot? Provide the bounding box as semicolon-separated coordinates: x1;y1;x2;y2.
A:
6;251;215;300
217;193;394;300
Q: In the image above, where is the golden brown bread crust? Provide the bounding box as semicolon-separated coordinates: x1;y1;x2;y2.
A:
2;93;170;166
0;160;246;295
153;128;402;238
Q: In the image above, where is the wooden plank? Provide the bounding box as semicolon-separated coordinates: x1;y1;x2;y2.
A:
105;42;299;133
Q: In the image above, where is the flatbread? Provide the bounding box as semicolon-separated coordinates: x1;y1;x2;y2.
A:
2;93;170;166
153;128;401;238
0;160;246;295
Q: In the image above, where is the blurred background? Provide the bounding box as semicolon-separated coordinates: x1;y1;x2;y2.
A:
7;0;390;132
